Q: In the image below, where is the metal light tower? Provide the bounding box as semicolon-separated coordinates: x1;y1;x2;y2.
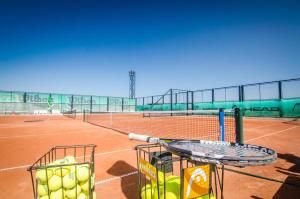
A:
129;70;136;98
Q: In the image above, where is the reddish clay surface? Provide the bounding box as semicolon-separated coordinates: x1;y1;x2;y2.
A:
0;115;299;199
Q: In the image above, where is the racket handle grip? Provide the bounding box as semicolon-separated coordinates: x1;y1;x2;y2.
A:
128;133;150;142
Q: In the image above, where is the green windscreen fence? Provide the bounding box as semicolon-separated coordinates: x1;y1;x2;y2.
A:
136;78;300;118
0;91;136;115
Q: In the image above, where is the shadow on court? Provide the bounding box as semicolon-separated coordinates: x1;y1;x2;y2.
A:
273;153;300;198
107;160;139;199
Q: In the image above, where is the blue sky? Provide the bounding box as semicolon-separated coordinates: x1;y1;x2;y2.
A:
0;0;299;97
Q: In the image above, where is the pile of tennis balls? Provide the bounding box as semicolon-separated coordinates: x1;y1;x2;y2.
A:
36;156;96;199
141;171;214;199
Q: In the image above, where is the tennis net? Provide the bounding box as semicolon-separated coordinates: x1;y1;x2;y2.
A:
83;109;243;143
62;110;76;119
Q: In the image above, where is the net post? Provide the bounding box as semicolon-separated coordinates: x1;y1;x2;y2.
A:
219;108;225;141
234;108;244;143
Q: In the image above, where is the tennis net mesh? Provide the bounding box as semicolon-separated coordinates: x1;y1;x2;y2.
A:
83;109;243;143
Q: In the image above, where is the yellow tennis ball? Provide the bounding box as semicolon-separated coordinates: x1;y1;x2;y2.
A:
50;188;64;199
48;175;62;191
80;180;90;193
37;183;49;197
47;163;59;174
141;184;158;199
164;192;178;199
165;175;180;197
36;169;53;184
69;165;76;173
40;195;50;199
55;167;70;177
80;174;95;192
76;165;90;182
152;171;165;186
65;184;81;199
63;172;77;189
77;192;88;199
55;159;66;165
64;156;77;164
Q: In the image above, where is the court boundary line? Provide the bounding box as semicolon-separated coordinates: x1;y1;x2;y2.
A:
0;148;132;172
245;126;299;142
95;171;138;185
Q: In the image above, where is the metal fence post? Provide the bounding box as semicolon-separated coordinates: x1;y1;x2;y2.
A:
90;96;93;112
107;97;109;112
170;89;173;112
278;81;283;117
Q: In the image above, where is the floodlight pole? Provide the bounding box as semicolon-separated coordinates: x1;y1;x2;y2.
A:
129;70;136;99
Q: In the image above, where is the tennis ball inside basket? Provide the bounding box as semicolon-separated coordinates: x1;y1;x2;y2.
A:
152;171;165;186
40;195;50;199
64;156;77;163
141;184;158;199
65;184;81;199
77;192;88;199
80;173;95;192
48;175;62;191
36;169;53;184
164;192;178;199
37;183;49;197
76;165;90;182
165;175;180;196
50;188;64;199
55;167;70;177
63;172;77;189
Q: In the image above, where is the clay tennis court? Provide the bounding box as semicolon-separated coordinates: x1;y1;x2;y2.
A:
0;114;299;199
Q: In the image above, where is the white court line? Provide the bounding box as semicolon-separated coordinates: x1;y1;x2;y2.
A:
0;132;78;139
95;171;138;185
0;164;31;171
244;124;277;131
0;148;132;172
245;126;299;142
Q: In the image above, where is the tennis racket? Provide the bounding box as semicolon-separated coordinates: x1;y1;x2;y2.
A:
129;133;277;166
